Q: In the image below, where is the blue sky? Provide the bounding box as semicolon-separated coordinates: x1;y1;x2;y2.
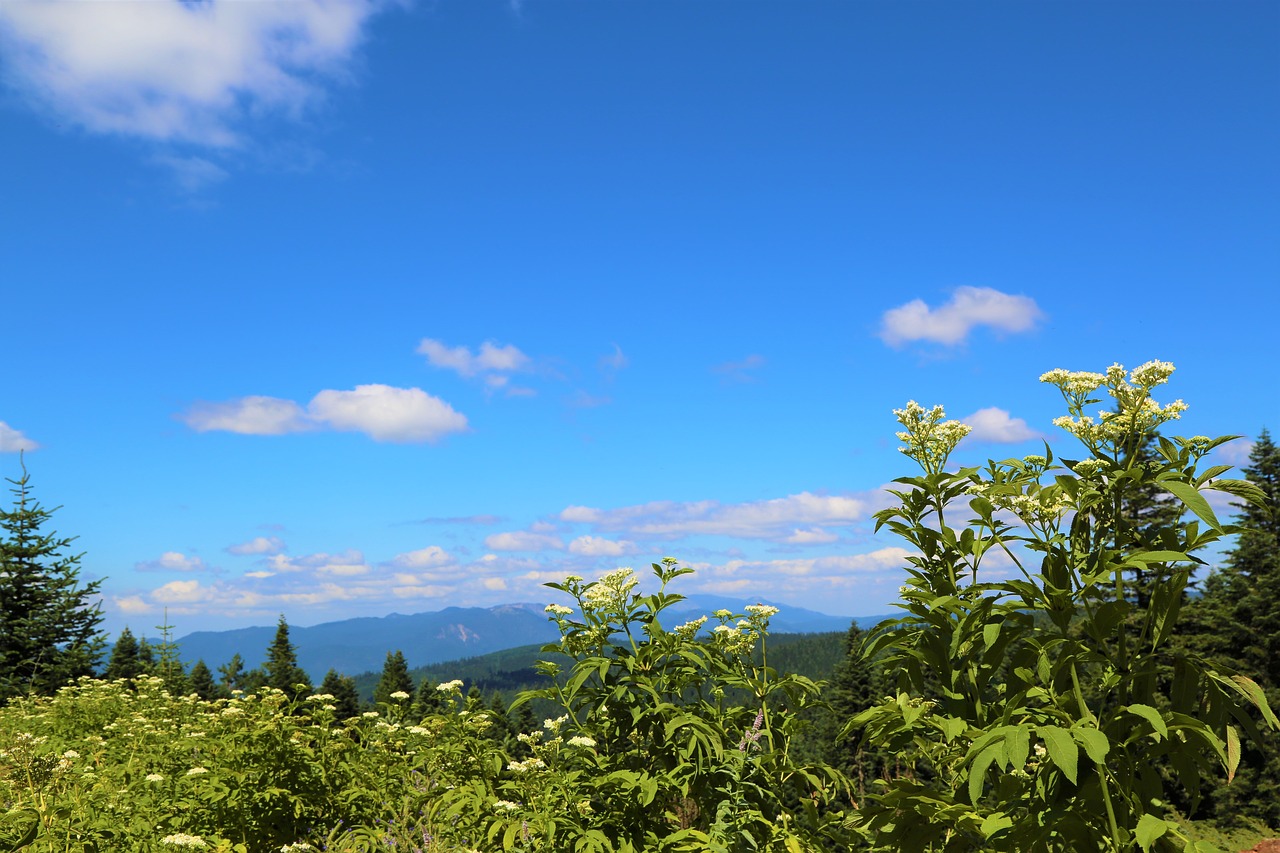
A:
1;0;1276;636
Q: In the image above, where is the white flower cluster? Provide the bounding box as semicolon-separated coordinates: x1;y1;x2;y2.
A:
493;799;522;813
543;715;568;733
436;680;464;693
1042;361;1185;447
389;691;410;701
673;616;707;639
280;844;314;852
567;735;597;748
185;767;209;776
582;567;638;611
744;604;780;620
893;400;972;473
161;834;207;848
544;603;574;617
506;757;547;773
146;773;165;782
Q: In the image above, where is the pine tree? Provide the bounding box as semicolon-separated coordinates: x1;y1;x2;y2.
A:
0;460;105;703
136;638;156;674
823;622;893;802
263;615;311;700
104;627;143;681
153;613;188;695
372;650;414;707
1180;430;1280;824
319;669;362;719
189;660;218;701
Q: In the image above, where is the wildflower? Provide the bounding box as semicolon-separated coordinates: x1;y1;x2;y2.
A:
567;735;597;748
744;604;780;620
436;679;463;692
893;400;971;473
494;800;522;813
738;708;765;752
61;750;80;759
545;603;573;617
714;609;733;619
306;694;336;702
146;773;165;782
543;715;568;733
673;616;707;638
362;711;380;719
389;691;410;701
161;833;208;847
408;726;431;736
280;843;313;852
506;757;547;773
185;767;209;776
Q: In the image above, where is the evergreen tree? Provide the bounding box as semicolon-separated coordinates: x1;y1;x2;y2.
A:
372;650;414;707
153;613;189;695
188;659;218;701
218;653;246;692
487;691;515;746
263;615;311;700
104;627;143;681
415;677;447;718
319;669;362;719
136;638;156;674
0;460;105;703
823;622;893;803
1180;430;1280;824
1116;430;1186;609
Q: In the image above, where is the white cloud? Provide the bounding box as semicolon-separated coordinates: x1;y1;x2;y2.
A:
559;492;872;542
181;384;468;443
961;407;1041;443
136;551;209;572
308;384;467;443
417;338;531;378
783;528;840;545
568;535;635;557
153;153;229;192
711;354;766;383
226;536;286;556
688;547;913;595
0;421;39;452
114;595;151;615
0;0;389;147
387;546;453;569
181;395;312;435
1216;439;1255;467
879;286;1044;347
151;578;205;604
484;531;565;552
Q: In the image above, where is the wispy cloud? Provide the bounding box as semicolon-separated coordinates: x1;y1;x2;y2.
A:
560;491;877;542
135;551;210;573
0;421;39;452
180;384;468;444
711;354;766;383
0;0;391;148
879;287;1043;348
414;514;505;526
568;535;636;557
599;344;628;377
961;407;1041;443
226;536;286;557
484;531;565;552
418;338;530;377
688;547;913;596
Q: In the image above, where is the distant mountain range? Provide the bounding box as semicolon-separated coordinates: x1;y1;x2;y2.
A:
173;595;890;680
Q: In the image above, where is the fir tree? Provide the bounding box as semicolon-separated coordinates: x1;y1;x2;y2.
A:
415;677;447;718
824;622;892;802
218;653;246;692
1181;430;1280;824
0;460;105;703
188;659;218;700
104;627;143;681
319;669;362;719
136;638;156;674
263;615;311;700
372;650;414;707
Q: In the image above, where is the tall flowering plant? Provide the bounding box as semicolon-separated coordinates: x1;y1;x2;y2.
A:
845;362;1278;852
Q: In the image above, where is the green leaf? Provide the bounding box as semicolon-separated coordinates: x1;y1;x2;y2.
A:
1205;477;1269;510
1159;479;1221;531
1071;726;1110;765
1038;725;1078;785
979;812;1013;839
982;622;1000;649
969;742;1003;804
1226;725;1240;784
938;716;967;743
1134;814;1169;852
1124;704;1169;740
1127;550;1195;563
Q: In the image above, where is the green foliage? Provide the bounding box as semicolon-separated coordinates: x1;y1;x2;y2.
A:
0;461;105;704
846;362;1280;851
319;669;362;720
103;628;143;682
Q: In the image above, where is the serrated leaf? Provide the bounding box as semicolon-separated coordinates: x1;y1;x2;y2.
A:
1227;725;1240;784
1206;477;1269;509
1159;479;1221;531
1072;727;1110;765
1127;550;1195;563
1134;814;1169;852
1124;704;1169;740
938;716;967;743
1038;725;1078;785
1005;725;1031;770
983;622;1000;649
